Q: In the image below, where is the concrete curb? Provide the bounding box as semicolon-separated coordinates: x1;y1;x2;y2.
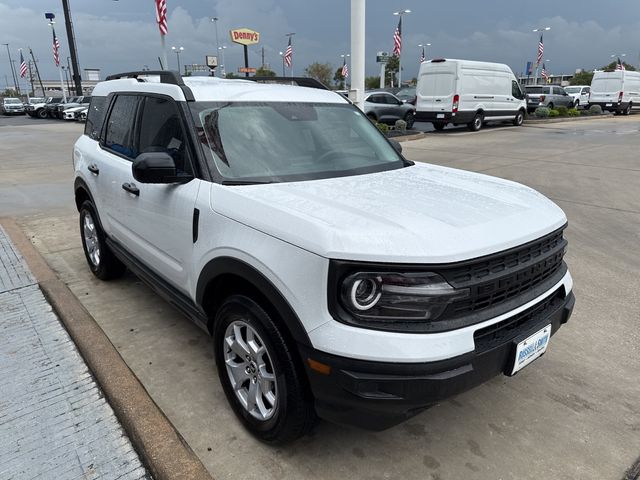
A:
391;131;426;142
1;217;213;480
523;114;613;125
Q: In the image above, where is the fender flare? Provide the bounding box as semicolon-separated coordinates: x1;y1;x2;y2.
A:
196;256;312;347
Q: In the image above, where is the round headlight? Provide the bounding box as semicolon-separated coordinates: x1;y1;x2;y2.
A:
349;277;381;311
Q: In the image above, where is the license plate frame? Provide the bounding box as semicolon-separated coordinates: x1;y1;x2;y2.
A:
436;113;445;119
510;324;551;375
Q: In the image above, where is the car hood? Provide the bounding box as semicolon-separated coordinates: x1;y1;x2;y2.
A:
209;163;567;263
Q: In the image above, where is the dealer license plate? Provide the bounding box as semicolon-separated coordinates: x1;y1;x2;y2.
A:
606;103;612;107
511;324;551;375
437;113;445;118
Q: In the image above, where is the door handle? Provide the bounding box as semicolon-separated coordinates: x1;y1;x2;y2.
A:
87;164;99;175
122;182;139;196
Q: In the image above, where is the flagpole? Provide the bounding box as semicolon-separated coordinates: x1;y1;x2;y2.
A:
160;32;168;70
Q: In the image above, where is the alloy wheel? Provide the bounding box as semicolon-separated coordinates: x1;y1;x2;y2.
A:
224;320;278;421
82;212;101;267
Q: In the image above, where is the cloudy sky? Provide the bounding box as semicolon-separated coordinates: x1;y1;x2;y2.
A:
1;0;639;87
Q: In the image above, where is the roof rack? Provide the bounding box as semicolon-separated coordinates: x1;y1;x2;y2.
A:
247;77;329;91
104;70;195;101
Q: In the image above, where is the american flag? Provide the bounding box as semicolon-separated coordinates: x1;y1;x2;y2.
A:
536;34;544;65
19;50;27;78
541;63;549;81
155;0;168;35
52;27;60;67
616;57;625;71
420;45;425;63
284;37;292;68
393;17;402;57
341;59;348;78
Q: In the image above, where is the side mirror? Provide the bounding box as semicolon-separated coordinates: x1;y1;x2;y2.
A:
389;139;403;154
132;152;191;184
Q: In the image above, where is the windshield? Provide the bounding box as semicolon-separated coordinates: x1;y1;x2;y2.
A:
564;87;580;93
29;98;44;104
192;102;406;183
47;97;63;103
4;98;21;104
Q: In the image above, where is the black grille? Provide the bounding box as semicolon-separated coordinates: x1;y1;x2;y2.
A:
439;227;567;317
473;288;565;353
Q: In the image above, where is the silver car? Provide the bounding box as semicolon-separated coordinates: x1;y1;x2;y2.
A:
1;97;25;115
525;85;575;112
364;91;416;128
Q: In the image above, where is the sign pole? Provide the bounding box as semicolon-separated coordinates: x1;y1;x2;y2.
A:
243;45;249;77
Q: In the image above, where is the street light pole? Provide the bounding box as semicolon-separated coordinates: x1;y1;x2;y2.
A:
532;26;550;85
46;15;67;102
279;51;285;76
210;17;221;76
2;43;19;94
171;46;184;74
393;9;411;87
218;46;226;77
62;0;82;96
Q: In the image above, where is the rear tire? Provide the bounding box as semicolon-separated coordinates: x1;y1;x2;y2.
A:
432;122;446;131
467;113;483;132
623;103;632;115
79;200;126;280
547;103;554;109
574;100;580;109
513;110;524;126
214;295;317;444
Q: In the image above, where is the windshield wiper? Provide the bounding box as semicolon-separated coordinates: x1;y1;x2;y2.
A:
221;179;274;185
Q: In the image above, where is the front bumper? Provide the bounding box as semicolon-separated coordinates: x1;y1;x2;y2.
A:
301;289;574;430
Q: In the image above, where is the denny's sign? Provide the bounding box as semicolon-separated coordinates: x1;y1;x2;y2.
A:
229;28;260;46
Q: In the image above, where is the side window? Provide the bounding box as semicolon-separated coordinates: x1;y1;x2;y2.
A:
104;95;140;159
367;95;380;104
137;96;193;175
383;94;401;105
584;87;590;94
512;80;524;99
84;96;106;140
554;87;564;95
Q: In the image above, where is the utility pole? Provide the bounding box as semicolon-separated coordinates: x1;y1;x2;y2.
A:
261;46;265;69
29;47;45;96
62;0;83;95
27;60;35;95
2;43;19;94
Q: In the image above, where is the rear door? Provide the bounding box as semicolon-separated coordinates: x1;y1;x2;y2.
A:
417;62;456;113
590;73;622;104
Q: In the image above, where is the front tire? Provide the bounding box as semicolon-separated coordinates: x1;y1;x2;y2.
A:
79;200;126;280
214;295;316;444
467;113;483;131
513;110;524;126
404;111;415;129
37;109;47;119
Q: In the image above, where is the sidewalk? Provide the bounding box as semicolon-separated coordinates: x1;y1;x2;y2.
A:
0;225;151;480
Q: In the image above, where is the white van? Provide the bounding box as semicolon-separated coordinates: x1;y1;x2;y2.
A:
589;70;640;115
416;59;527;131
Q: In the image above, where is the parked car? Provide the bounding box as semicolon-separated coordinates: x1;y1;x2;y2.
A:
63;105;89;121
525;85;574;112
1;97;26;115
395;86;417;105
74;71;574;443
416;59;527;131
26;97;63;119
57;96;91;119
363;91;415;128
45;96;77;118
588;70;640;115
563;85;590;109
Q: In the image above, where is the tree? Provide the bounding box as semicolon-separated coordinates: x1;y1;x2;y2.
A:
365;76;381;89
3;88;18;97
570;71;594;85
602;60;636;72
385;56;400;87
304;62;333;87
333;67;345;89
254;66;276;77
225;72;239;79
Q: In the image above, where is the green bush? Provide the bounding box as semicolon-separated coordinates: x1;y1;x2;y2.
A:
567;108;580;117
556;106;569;116
549;109;560;117
534;107;550;118
394;119;407;133
376;122;389;134
589;104;603;115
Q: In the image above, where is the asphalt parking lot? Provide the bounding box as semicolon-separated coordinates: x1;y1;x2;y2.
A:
1;114;639;479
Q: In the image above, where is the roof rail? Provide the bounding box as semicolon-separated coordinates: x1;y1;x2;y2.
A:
247;77;329;90
104;70;195;101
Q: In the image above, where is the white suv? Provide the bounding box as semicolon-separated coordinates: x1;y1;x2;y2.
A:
73;71;575;443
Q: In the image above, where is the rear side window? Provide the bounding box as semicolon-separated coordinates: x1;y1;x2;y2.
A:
104;95;140;159
84;96;106;140
138;96;193;175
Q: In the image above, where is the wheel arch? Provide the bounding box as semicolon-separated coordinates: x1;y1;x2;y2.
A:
196;257;312;348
